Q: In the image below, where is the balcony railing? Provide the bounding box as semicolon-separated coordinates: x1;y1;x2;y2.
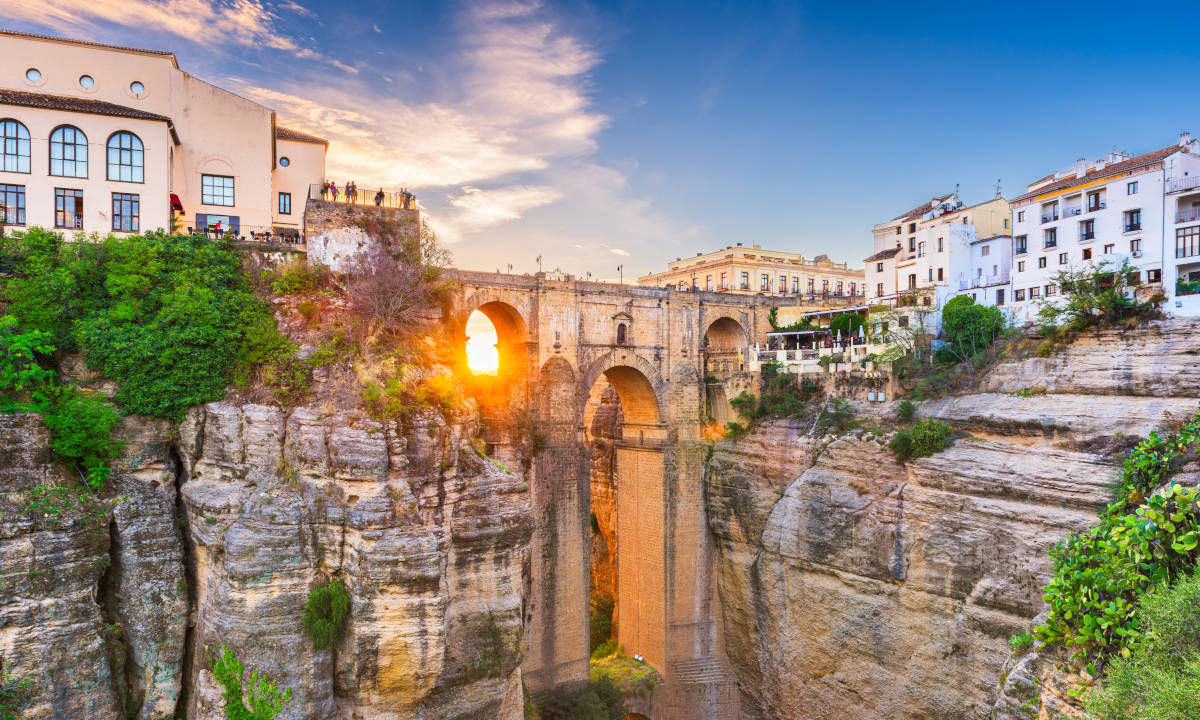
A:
1063;206;1082;217
1044;239;1058;249
1178;207;1200;224
1041;213;1059;223
1080;231;1096;241
1015;245;1028;255
1125;223;1142;232
1168;176;1200;193
1087;201;1107;212
957;272;1011;290
308;183;417;210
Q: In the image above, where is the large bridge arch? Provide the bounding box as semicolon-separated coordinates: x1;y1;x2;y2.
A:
453;290;533;378
703;314;748;381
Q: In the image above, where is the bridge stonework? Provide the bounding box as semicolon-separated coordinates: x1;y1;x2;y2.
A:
448;271;811;720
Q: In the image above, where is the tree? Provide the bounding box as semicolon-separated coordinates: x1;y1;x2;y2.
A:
1036;258;1157;332
829;313;864;337
938;295;1005;363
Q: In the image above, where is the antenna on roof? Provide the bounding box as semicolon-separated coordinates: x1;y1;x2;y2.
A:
994;178;1002;197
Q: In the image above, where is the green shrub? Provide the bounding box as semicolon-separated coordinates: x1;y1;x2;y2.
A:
723;421;746;441
729;391;758;420
209;646;292;720
591;638;618;661
1009;631;1033;654
0;317;55;411
939;295;1005;363
1035;341;1055;358
589;593;614;652
0;665;31;720
816;398;854;434
301;579;351;650
42;387;123;489
1036;258;1157;332
270;258;326;295
1084;568;1200;719
888;419;952;461
897;399;916;422
535;676;624;720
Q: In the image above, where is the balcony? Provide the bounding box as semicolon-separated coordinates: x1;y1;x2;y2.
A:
1168;176;1200;193
1080;231;1095;241
1041;212;1059;224
1015;246;1028;255
1124;223;1142;233
1044;239;1058;249
1063;206;1082;217
308;183;417;210
1087;201;1106;213
1178;207;1200;224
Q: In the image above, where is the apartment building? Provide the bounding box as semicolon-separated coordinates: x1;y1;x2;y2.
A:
0;29;326;238
866;193;1012;310
637;243;865;299
1008;133;1200;322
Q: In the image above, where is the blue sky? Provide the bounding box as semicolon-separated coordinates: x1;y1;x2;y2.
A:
7;1;1198;279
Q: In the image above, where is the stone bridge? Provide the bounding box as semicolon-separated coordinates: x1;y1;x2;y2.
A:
446;270;832;720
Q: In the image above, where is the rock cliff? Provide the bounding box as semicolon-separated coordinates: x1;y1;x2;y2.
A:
0;399;532;720
706;319;1200;719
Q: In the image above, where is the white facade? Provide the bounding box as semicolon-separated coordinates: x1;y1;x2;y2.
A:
945;228;1013;310
1163;140;1200;316
0;29;326;238
1008;136;1200;323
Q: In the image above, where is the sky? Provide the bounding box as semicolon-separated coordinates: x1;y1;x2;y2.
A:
6;0;1200;280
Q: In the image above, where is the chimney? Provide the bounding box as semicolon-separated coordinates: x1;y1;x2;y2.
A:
1074;158;1088;178
735;242;742;247
1182;131;1192;147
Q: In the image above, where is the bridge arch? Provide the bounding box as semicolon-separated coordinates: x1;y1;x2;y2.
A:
704;315;748;351
579;351;665;429
455;291;531;376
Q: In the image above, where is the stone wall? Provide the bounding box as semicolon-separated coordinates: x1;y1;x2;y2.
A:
303;200;420;272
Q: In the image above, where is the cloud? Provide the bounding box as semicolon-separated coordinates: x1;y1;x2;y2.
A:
438;185;564;241
372;23;381;32
610;248;630;256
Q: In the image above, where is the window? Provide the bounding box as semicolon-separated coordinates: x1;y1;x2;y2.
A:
876;283;884;296
706;275;713;291
1127;271;1141;285
1124;209;1141;232
677;281;685;291
278;192;291;214
937;267;944;281
1;119;31;173
278;156;290;167
822;279;829;294
1103;243;1114;254
106;132;143;182
807;278;814;294
1038;256;1047;268
1004;218;1009;229
54;188;83;229
1015;288;1026;301
938;237;944;252
1087;191;1101;212
111;192;139;232
1080;218;1094;240
1045;285;1057;296
760;273;770;291
981;245;990;256
720;272;727;289
1082;248;1092;260
876;262;884;272
1018;261;1026;272
908;222;916;233
850;282;856;296
1059;252;1068;264
49;126;88;178
1178;227;1200;258
1148;269;1162;283
740;271;749;289
79;75;94;89
1015;235;1028;254
917;241;926;257
836;281;844;295
202;174;235;206
907;273;917;289
1042;201;1059;223
0;184;25;225
791;277;798;293
1132;238;1143;253
896;226;901;235
909;236;916;252
928;268;933;282
778;274;786;292
616;323;627;345
1044;228;1057;248
996;288;1005;305
130;81;145;96
1017;210;1025;223
1030;286;1041;298
1127;181;1138;195
25;68;41;83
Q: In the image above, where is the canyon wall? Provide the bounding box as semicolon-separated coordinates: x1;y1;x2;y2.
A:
0;399;532;720
706;319;1200;719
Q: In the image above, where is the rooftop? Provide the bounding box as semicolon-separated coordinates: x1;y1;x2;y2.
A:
0;27;178;67
864;247;902;262
276;126;329;145
1013;143;1183;203
0;87;175;126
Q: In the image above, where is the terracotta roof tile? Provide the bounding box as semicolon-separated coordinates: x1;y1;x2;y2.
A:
864;247;902;262
0;88;171;123
1013;145;1180;203
275;126;328;145
0;28;177;66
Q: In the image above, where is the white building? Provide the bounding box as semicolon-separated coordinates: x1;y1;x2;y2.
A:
1164;137;1200;316
0;29;326;239
944;227;1013;311
1008;134;1200;323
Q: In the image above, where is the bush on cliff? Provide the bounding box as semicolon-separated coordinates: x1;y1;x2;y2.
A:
1084;567;1200;720
1036;258;1159;333
535;675;624;720
301;578;351;650
888;419;952;462
209;646;292;720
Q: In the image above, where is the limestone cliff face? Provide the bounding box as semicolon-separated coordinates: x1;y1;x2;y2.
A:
0;399;532;720
707;319;1200;720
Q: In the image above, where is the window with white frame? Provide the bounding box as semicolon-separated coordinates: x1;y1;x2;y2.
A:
202;174;235;206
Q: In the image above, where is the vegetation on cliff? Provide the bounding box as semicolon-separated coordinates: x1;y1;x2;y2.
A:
209;646;292;720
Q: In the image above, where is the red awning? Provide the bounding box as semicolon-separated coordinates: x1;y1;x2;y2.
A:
170;193;184;212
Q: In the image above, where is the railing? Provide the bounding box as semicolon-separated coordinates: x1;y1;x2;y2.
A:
1178;207;1200;224
1088;201;1107;212
1064;206;1082;217
1015;245;1028;255
1125;223;1142;232
1044;239;1057;249
308;183;417;210
1080;231;1095;241
1041;213;1058;223
1168;176;1200;193
186;223;304;245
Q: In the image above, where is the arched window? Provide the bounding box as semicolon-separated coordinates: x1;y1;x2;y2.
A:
49;125;87;178
106;131;143;182
0;119;30;173
616;323;628;346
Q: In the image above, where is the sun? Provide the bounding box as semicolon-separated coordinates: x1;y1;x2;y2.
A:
465;310;500;374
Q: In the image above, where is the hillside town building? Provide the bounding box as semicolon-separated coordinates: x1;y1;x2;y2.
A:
0;29;327;239
1008;133;1200;322
865;193;1012;314
637;243;865;301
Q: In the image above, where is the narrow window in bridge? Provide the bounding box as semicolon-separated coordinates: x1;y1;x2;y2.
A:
616;323;628;345
465;310;499;374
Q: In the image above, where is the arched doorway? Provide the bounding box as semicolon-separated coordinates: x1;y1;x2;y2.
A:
703;317;747;381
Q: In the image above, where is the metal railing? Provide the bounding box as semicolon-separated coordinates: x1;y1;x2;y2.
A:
1080;231;1095;241
1064;206;1082;217
1168;176;1200;193
1178;207;1200;224
1041;212;1058;223
308;183;417;210
186;223;305;245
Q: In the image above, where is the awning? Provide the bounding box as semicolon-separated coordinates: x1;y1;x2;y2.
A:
170;193;184;212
